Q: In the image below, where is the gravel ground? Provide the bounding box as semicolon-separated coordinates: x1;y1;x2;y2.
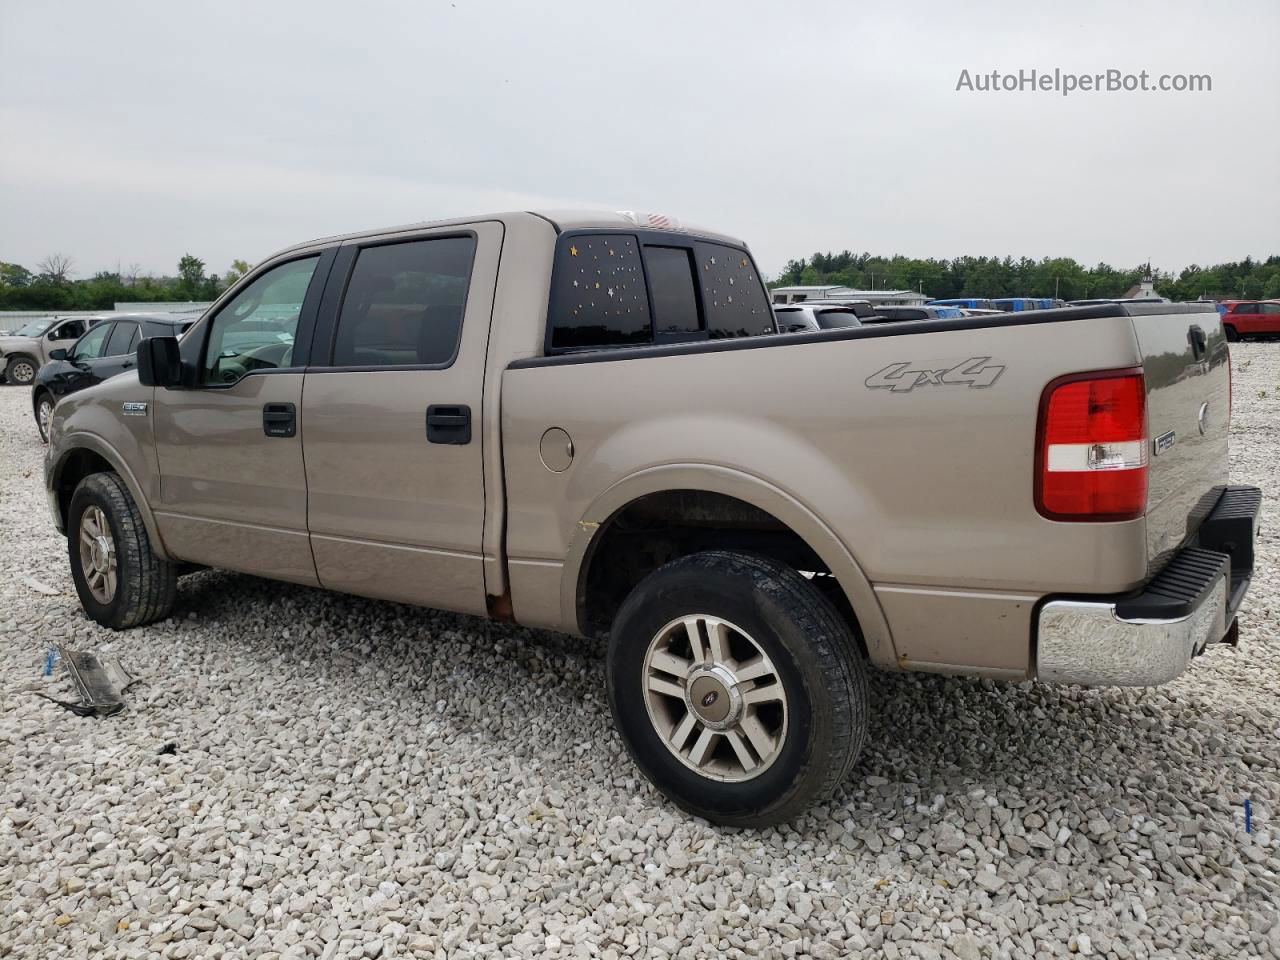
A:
2;346;1279;960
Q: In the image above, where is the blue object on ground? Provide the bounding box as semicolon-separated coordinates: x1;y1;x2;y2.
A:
42;647;58;676
1245;798;1253;834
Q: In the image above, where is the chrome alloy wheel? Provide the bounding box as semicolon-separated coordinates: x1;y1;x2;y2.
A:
641;615;788;782
38;397;53;441
78;505;118;604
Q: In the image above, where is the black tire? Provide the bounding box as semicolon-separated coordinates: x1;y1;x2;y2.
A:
1224;325;1239;342
606;550;868;827
68;472;177;629
34;390;54;443
5;353;38;385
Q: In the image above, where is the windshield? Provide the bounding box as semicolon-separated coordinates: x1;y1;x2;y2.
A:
15;318;54;337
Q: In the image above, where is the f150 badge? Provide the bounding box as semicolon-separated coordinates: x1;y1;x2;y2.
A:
865;357;1005;393
121;402;148;417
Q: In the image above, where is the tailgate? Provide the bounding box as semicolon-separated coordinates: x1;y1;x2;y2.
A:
1129;303;1231;572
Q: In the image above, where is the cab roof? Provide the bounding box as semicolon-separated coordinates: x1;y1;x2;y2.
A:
275;210;747;259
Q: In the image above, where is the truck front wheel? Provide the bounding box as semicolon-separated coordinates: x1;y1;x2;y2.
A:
606;551;868;826
68;472;177;629
4;354;38;385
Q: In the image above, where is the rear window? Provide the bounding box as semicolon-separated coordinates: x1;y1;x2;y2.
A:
548;233;772;350
644;246;701;336
549;234;651;349
695;242;773;339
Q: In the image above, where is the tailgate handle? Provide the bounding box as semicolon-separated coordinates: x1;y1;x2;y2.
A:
1189;325;1207;360
426;404;471;445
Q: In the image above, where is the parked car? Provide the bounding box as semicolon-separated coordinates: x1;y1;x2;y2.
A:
864;305;964;323
0;315;109;385
44;210;1259;826
799;298;879;320
1218;300;1280;341
927;298;994;310
31;313;194;442
772;303;865;332
992;297;1065;311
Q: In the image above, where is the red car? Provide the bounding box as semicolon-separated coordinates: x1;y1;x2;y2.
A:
1220;300;1280;341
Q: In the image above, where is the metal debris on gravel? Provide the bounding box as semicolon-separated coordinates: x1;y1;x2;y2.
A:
1;348;1278;959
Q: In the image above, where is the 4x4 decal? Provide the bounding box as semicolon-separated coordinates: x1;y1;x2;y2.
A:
865;357;1006;393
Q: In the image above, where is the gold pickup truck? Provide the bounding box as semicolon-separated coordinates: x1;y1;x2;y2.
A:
44;211;1261;825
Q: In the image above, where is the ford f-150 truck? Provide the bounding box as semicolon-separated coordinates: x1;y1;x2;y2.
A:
44;210;1261;826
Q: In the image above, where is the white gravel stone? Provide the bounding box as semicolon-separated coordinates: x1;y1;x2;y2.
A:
2;346;1279;958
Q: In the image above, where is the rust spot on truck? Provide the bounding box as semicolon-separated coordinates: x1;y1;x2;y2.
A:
486;591;514;622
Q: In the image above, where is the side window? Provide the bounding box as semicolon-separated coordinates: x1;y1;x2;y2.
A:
70;323;111;361
549;234;651;349
51;320;84;341
103;321;139;357
202;256;319;385
1261;303;1280;315
1235;303;1259;314
643;246;701;337
694;243;773;339
332;236;475;368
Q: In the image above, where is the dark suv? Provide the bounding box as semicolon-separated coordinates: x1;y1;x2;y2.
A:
32;313;193;441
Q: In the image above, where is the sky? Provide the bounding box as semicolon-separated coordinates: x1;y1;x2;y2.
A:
1;0;1277;281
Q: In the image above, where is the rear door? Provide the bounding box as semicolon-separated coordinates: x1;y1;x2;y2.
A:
1129;304;1231;570
152;251;334;584
300;222;502;615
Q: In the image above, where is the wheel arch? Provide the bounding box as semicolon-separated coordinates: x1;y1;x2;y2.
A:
565;464;896;668
49;436;171;561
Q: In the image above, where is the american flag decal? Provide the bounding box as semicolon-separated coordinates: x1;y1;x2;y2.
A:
617;210;683;231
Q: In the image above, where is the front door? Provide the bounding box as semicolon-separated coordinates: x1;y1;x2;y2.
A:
301;222;502;615
151;251;333;584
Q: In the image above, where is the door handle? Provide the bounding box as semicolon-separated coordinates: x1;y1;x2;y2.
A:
426;404;471;445
262;402;297;438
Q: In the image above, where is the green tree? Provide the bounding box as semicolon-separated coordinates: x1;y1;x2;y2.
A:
0;262;33;287
222;259;251;287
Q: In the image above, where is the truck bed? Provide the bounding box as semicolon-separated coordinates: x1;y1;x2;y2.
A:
501;301;1229;678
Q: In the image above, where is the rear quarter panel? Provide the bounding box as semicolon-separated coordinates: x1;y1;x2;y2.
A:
502;315;1153;674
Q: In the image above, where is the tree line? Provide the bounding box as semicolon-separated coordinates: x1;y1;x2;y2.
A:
772;251;1280;302
0;255;251;311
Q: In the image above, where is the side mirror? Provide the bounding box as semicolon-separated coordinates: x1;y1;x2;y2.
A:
49;348;68;361
137;337;183;387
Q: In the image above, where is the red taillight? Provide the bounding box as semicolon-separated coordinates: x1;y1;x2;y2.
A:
1036;369;1148;521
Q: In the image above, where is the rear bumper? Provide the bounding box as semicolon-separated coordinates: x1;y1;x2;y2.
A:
1036;485;1262;686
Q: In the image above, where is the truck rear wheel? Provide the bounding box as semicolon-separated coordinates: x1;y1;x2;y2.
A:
606;551;867;826
68;472;177;629
1224;325;1239;342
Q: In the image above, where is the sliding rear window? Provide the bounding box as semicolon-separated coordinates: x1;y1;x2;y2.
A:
547;232;772;351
